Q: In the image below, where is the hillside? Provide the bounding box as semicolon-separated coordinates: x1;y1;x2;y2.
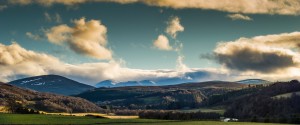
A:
224;80;300;123
0;82;101;113
9;75;95;95
76;81;246;110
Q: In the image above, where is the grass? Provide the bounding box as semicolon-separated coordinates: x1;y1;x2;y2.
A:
177;107;225;115
0;113;293;125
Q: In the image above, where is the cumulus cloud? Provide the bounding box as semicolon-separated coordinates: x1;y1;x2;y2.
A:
153;34;172;51
153;16;184;51
210;32;300;73
45;17;112;60
8;0;300;15
0;43;61;80
227;14;252;21
44;12;62;23
176;55;191;73
165;16;184;38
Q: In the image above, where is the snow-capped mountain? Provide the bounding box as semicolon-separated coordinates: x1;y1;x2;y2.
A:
9;75;95;95
96;71;210;88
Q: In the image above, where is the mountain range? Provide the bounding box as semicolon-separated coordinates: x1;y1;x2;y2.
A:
96;71;211;88
7;75;271;96
96;78;270;88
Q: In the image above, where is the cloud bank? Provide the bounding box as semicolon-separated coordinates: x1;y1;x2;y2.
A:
7;0;300;15
46;17;112;60
0;42;227;85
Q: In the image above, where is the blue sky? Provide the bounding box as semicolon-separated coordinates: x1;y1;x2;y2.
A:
1;0;300;85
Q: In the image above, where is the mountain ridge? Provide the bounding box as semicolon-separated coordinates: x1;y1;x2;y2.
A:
9;75;95;95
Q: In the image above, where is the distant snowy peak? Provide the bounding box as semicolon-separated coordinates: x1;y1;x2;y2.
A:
9;75;95;95
95;71;211;88
236;79;270;84
96;80;157;88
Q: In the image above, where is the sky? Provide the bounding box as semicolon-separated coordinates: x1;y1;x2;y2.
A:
1;0;300;85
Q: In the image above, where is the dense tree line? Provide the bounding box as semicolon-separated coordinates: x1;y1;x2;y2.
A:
4;97;39;114
77;82;241;110
201;87;260;106
139;110;221;120
104;90;205;110
224;80;300;124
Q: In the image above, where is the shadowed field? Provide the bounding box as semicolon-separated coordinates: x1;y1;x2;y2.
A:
0;114;292;125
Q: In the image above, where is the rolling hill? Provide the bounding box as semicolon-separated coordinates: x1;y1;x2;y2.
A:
9;75;95;95
0;82;101;113
224;80;300;123
76;81;247;110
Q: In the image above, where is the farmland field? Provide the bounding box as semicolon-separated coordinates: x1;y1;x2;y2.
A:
0;114;292;125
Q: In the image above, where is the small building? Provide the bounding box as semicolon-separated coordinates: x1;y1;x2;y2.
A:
221;117;238;122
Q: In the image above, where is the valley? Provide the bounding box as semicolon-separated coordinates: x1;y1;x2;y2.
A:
1;75;300;124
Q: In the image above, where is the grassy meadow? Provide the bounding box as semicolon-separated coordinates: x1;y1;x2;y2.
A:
0;113;293;125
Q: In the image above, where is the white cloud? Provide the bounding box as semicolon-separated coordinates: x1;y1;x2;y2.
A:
2;42;299;85
165;16;184;38
26;32;42;40
227;14;252;21
0;42;226;85
45;17;112;60
8;0;32;5
153;34;172;51
8;0;300;15
54;13;62;23
142;0;300;15
46;24;73;44
44;12;51;22
0;42;61;81
176;55;191;73
211;32;300;74
0;5;7;11
44;12;62;23
8;0;87;6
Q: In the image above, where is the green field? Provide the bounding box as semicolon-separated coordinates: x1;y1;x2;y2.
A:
0;114;293;125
